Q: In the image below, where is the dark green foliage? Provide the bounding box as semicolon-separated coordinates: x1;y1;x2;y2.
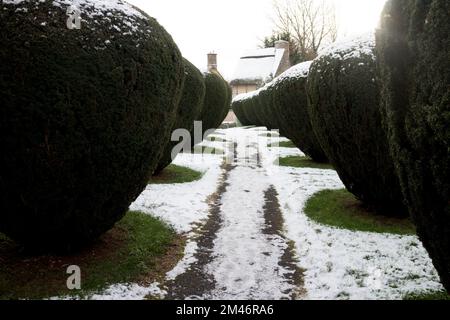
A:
155;59;205;173
307;36;407;216
262;31;303;65
232;90;263;127
231;99;251;126
376;0;450;291
242;94;265;127
272;63;328;162
221;83;233;124
258;86;279;130
0;1;184;251
230;63;327;162
200;72;230;137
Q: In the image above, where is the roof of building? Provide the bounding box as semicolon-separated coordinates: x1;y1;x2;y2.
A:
230;47;286;85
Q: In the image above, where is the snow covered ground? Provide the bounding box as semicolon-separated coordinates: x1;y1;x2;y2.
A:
76;127;443;300
130;152;224;234
261;139;444;300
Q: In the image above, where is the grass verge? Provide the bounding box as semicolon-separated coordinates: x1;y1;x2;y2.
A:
150;164;203;184
278;156;334;170
269;140;297;148
304;189;416;235
0;211;183;300
404;290;450;300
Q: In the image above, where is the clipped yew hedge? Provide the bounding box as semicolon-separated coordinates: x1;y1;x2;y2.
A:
221;84;233;125
272;62;328;162
307;34;407;216
246;93;265;127
0;0;184;251
200;72;231;137
232;99;251;126
377;0;450;290
231;62;327;162
234;89;264;127
258;86;278;130
155;59;205;174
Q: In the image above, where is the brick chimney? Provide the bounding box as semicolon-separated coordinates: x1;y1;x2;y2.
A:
207;53;217;72
274;40;291;76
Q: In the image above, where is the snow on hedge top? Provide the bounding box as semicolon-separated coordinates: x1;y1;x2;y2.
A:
3;0;148;36
4;0;144;18
268;61;313;88
232;87;263;103
232;61;313;103
318;32;376;61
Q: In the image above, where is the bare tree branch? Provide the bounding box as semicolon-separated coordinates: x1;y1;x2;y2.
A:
271;0;338;61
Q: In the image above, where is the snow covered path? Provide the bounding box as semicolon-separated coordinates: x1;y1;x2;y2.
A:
86;127;443;300
166;130;302;299
202;132;301;299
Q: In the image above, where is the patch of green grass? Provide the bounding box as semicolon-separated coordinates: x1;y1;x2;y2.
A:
404;290;450;300
278;156;334;170
0;211;181;300
304;189;416;235
269;140;297;148
150;164;203;184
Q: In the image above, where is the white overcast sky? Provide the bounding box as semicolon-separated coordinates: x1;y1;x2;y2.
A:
128;0;387;80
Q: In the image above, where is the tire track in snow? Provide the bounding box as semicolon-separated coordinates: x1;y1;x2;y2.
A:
165;143;237;299
262;185;306;299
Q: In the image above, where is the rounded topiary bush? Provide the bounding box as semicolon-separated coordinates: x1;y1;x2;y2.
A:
200;72;230;136
258;86;278;130
377;0;450;290
241;92;262;127
155;59;205;174
271;62;328;162
0;0;184;250
231;97;251;126
220;83;233;125
307;34;407;216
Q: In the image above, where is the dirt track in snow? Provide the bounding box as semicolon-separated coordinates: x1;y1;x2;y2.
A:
165;144;237;299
